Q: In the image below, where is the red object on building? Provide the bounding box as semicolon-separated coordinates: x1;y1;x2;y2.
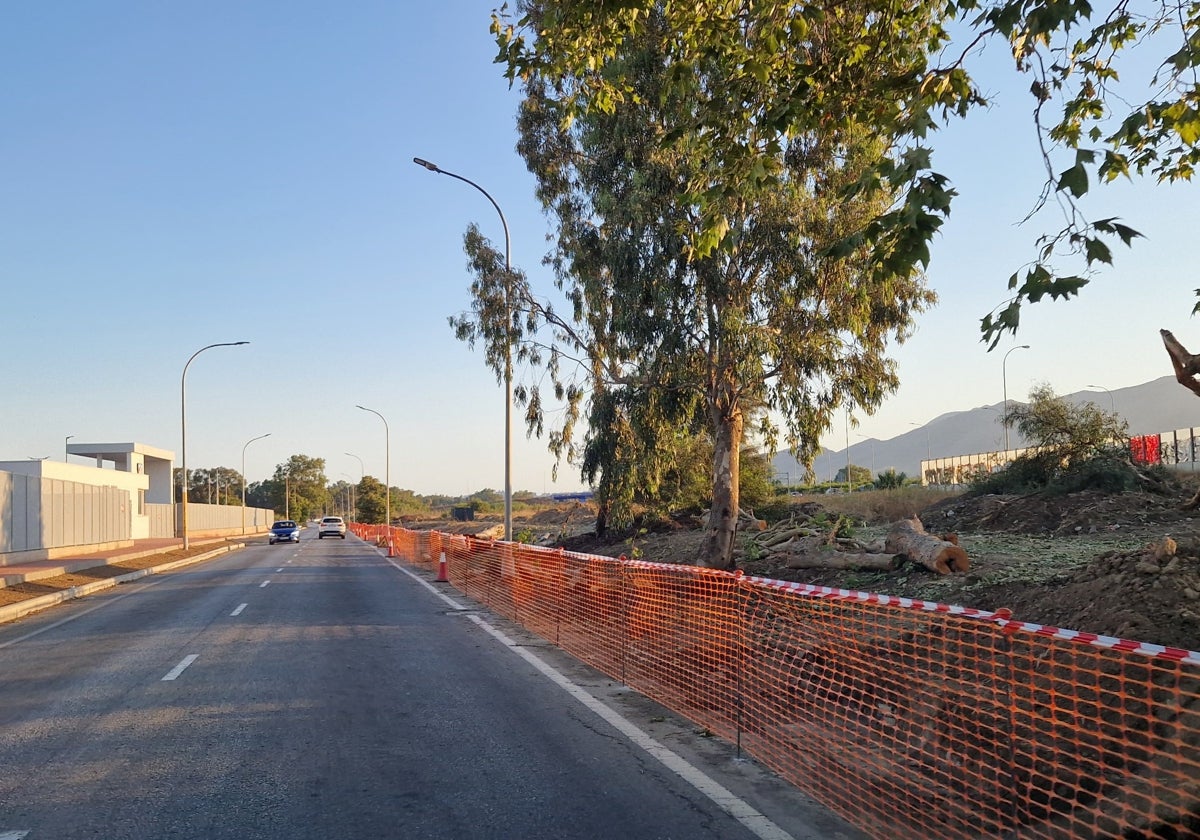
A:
1130;434;1162;464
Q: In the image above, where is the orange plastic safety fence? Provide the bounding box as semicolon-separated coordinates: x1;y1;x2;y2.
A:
372;526;1200;840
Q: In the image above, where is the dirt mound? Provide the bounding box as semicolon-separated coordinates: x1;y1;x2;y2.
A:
525;502;595;525
971;537;1200;651
920;489;1195;536
543;488;1200;651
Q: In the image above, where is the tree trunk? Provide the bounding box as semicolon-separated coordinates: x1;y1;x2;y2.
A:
778;550;898;571
885;516;969;574
700;401;743;569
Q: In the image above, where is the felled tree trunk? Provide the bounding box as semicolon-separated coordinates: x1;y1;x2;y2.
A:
778;549;899;571
766;535;899;571
885;517;969;574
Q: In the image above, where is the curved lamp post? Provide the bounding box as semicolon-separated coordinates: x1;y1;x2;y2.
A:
1002;344;1030;452
413;156;513;542
64;434;75;462
345;452;365;481
356;405;390;528
181;341;249;549
241;433;270;535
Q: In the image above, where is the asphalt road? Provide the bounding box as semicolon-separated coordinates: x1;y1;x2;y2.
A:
0;530;865;840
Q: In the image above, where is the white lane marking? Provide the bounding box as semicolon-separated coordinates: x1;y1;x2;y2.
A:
275;567;284;573
0;830;31;839
259;580;270;588
231;603;248;616
162;654;198;681
382;556;794;840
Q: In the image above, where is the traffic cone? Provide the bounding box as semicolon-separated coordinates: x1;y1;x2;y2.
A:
436;551;449;582
387;538;395;558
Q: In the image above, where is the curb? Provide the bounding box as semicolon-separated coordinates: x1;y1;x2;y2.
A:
0;543;245;626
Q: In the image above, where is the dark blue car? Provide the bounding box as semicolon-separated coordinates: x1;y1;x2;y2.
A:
268;520;301;544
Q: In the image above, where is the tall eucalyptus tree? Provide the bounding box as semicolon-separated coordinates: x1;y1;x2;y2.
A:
498;8;935;566
495;1;1200;350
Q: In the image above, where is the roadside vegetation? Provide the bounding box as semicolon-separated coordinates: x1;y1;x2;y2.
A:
972;384;1179;499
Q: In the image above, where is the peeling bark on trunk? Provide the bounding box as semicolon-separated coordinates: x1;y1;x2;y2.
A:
700;404;743;569
767;536;899;570
779;551;898;571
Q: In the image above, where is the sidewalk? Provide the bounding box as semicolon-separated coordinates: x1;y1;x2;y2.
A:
0;536;242;588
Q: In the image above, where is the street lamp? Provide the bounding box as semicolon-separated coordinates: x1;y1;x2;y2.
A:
1088;383;1116;414
340;473;357;520
356;405;390;529
1002;344;1030;452
181;341;249;549
64;434;74;462
414;156;513;542
241;433;270;535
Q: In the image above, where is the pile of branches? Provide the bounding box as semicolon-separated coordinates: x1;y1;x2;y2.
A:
735;511;969;575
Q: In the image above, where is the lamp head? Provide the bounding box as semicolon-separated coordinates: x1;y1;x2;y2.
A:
413;157;440;172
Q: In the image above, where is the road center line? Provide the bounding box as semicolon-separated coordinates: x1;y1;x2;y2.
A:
275;567;283;572
231;603;248;616
0;830;31;839
162;654;198;681
260;580;270;588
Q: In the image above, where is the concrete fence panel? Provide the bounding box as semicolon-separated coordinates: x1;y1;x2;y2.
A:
171;503;276;537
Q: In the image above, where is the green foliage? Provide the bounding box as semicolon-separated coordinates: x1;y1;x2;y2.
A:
356;475;388;524
249;455;329;521
175;466;245;505
493;0;1200;348
738;447;777;512
972;384;1140;494
495;12;933;565
389;488;429;516
873;469;908;490
835;464;874;487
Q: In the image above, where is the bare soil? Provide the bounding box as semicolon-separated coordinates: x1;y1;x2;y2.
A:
549;489;1200;653
0;541;244;608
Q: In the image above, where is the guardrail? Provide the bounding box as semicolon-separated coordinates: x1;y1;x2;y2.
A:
355;523;1200;840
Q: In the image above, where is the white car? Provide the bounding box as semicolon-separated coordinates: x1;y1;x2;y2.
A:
318;516;347;539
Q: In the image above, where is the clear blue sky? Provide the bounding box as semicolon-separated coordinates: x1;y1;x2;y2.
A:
2;2;1195;495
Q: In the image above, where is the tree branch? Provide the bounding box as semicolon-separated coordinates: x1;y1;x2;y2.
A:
1161;329;1200;397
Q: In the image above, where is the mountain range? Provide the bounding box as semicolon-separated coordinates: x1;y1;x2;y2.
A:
772;375;1200;484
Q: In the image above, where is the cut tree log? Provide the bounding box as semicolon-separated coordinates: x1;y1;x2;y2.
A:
764;536;899;571
777;549;899;571
885;517;969;575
